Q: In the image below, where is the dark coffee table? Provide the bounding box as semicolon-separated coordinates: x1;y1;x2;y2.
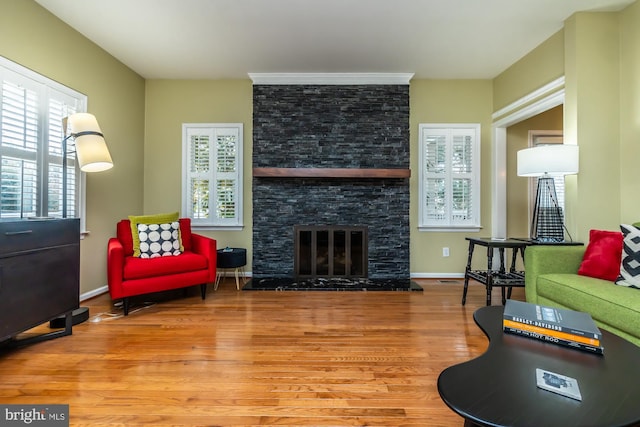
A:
438;305;640;427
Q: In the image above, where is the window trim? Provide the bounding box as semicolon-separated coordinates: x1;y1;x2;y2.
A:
181;123;244;230
0;56;88;234
418;123;481;232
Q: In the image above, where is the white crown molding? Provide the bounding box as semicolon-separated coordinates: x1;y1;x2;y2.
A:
492;76;565;121
493;89;565;128
248;73;414;85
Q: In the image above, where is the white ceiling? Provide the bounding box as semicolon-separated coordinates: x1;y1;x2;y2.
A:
36;0;634;80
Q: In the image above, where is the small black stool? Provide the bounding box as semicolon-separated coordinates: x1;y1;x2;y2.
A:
215;248;247;290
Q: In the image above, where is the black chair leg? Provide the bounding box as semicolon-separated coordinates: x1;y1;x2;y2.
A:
200;283;207;300
123;298;130;316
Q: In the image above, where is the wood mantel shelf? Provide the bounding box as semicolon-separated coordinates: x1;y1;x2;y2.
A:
253;167;411;178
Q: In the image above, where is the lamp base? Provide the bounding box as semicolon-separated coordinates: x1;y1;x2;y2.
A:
49;307;89;329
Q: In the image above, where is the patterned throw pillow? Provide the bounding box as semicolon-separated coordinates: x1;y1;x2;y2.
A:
616;224;640;289
129;211;181;257
137;222;182;258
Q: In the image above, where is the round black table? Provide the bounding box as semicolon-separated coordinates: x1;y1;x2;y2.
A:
438;305;640;427
215;248;247;290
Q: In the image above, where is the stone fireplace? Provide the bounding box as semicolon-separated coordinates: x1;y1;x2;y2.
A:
252;82;410;280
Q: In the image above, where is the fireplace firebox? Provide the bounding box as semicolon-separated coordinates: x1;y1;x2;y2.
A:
294;226;368;278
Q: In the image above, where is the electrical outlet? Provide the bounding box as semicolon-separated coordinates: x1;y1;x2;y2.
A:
442;247;450;257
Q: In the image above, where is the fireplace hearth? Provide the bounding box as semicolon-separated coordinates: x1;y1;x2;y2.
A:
244;277;423;291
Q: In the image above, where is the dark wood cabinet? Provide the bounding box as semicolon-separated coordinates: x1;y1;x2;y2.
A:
0;218;80;346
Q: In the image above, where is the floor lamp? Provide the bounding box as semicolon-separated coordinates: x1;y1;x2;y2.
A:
51;113;113;327
517;144;579;243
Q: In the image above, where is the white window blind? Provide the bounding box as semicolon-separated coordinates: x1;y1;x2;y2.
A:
182;123;243;229
419;124;481;230
0;57;85;220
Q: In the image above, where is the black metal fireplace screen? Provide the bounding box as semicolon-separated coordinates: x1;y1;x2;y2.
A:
294;225;368;278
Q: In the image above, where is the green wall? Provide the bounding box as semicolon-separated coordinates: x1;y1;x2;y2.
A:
493;30;565;111
409;80;494;274
143;79;253;261
565;12;621;238
0;0;145;295
619;1;640;222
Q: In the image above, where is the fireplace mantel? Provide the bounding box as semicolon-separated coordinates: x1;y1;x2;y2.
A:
253;167;411;178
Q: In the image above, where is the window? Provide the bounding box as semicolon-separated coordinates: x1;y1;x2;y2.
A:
182;123;243;229
418;123;481;231
0;56;86;221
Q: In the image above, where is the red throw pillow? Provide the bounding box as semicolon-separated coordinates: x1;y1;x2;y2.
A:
578;229;623;281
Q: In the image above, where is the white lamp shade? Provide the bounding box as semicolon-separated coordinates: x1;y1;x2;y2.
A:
517;144;579;177
75;134;113;172
66;113;113;172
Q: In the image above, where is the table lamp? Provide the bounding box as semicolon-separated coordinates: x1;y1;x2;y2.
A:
517;144;579;242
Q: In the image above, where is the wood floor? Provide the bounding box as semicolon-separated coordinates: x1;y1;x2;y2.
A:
0;279;525;427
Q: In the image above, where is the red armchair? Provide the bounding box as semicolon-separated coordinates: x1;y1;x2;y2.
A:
107;218;217;315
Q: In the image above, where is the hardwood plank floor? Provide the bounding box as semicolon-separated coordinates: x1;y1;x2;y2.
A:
0;279;524;427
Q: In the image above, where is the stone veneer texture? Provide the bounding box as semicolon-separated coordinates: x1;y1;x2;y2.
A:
252;84;410;279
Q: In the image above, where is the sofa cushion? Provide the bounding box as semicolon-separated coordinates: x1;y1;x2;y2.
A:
616;224;640;289
578;229;623;281
123;251;208;280
537;273;640;339
137;221;182;258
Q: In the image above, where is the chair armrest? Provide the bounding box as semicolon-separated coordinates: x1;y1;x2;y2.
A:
191;233;217;281
107;237;125;298
524;245;586;303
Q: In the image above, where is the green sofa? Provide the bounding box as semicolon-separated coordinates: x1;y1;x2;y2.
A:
525;245;640;347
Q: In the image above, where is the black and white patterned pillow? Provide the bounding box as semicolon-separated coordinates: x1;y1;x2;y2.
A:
616;224;640;288
137;222;182;258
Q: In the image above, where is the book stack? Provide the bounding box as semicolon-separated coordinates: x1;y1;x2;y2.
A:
503;300;603;354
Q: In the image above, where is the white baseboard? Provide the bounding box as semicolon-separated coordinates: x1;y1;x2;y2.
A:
80;285;109;302
410;273;465;279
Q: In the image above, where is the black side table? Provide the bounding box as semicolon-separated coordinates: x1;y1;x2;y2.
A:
462;237;529;306
215;248;247;290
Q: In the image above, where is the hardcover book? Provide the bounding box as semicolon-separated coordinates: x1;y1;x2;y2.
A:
503;300;601;340
503;319;601;347
536;368;582;401
504;326;604;354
